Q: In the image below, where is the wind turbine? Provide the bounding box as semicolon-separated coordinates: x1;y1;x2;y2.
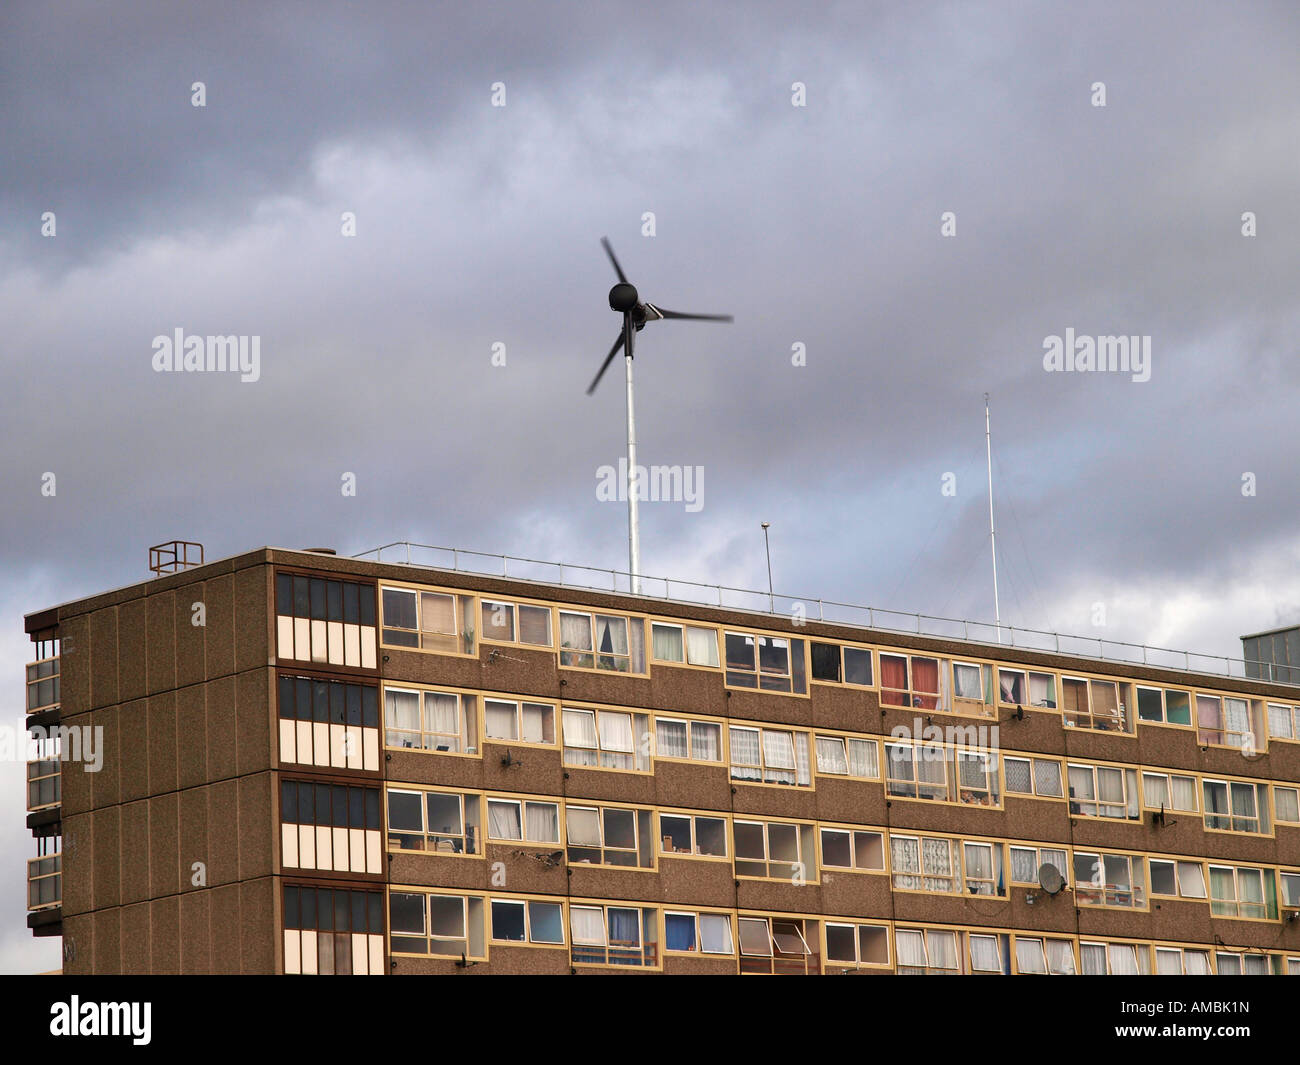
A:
586;237;733;593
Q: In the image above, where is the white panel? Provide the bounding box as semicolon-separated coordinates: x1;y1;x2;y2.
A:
313;723;330;768
330;723;347;768
361;627;377;669
277;616;294;660
296;721;314;764
344;625;360;668
345;726;362;771
282;824;299;869
299;825;316;869
363;729;379;772
327;621;344;665
284;930;301;975
368;935;384;975
315;826;331;870
365;830;381;874
279;719;297;764
335;827;351;871
311;620;328;663
352;933;369;975
293;618;310;661
301;931;318;975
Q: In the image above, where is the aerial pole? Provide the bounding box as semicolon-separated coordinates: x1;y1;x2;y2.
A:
624;313;640;594
985;392;1002;642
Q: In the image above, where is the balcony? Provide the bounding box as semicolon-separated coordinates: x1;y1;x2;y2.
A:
27;850;62;936
26;656;60;716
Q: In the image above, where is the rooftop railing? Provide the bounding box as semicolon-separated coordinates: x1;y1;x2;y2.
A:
352;541;1297;688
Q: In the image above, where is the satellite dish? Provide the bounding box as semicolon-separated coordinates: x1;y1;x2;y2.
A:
1038;862;1065;896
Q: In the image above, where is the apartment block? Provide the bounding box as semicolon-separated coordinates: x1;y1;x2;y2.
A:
23;544;1300;974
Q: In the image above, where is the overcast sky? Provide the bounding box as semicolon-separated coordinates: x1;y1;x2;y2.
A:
3;1;1300;972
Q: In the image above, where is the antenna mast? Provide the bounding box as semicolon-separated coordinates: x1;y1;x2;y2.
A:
985;392;1002;642
624;318;641;594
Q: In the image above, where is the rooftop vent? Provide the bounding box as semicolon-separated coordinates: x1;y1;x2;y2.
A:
149;540;205;575
302;547;337;555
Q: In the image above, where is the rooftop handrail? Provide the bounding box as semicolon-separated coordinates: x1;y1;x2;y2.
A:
352;541;1297;688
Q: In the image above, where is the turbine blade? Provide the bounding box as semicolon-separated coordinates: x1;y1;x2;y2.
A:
586;331;626;394
600;237;629;283
647;304;733;322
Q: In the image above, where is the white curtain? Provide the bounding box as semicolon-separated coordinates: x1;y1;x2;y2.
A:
700;914;732;954
730;728;761;779
521;704;549;744
652;624;684;662
1033;759;1062;796
657;720;689;758
685;626;719;666
964;844;992;883
927;932;958;972
923;838;955;891
1041;849;1068;882
385;690;420;737
562;709;598;758
1169;775;1196;811
425;693;459;749
488;801;521;840
594;616;628;656
1268;703;1294;739
1156;949;1182;975
795;733;811;785
763;731;795;771
560;613;592;652
1185;951;1211;975
1004;758;1031;793
525;802;558;843
895;930;926;969
1068;765;1094;804
566;806;601;847
1016;939;1047;974
1047;939;1076;975
1230;782;1257;823
1224;698;1251;741
891;837;921;890
969;935;1000;972
569;906;605;945
599;711;634;752
816;737;847;775
847;738;878;778
484;701;517;740
1109;945;1139;976
1178;861;1207;898
1276;788;1300;822
1097;767;1125;807
1080;944;1106;975
1029;672;1055;706
954;664;981;700
1010;848;1038;884
691;723;721;761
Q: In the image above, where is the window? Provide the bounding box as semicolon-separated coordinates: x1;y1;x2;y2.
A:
380;587;476;655
1268;702;1298;740
389;892;486;958
483;698;556;745
1275;786;1300;823
951;661;994;715
570;905;658;966
895;929;960;975
814;734;879;779
886;743;1000;805
387;788;481;854
284;886;383;975
820;827;885;871
664;911;734;954
1013;936;1076;975
1136;686;1192;726
659;813;728;857
880;653;950;710
825;922;889;968
730;725;811;786
278;674;381;769
810;642;874;687
490;899;564;944
998;669;1057;708
1072;852;1145;908
486;798;560;844
282;780;380;831
1146;858;1207;899
963;841;1005;896
384;687;478;754
967;933;1008;974
725;632;807;693
1080;942;1150;975
27;757;60;812
1008;846;1069;886
1281;872;1300;908
559;611;645;673
1062;677;1127;731
654;717;722;761
276;574;378;667
566;805;653;868
734;820;814;881
738;917;819;975
480;600;553;647
1002;756;1063;798
1209;865;1276;920
1203;779;1270;834
1215;952;1272;976
1197;694;1263;751
561;708;649;770
26;655;60;713
891;835;960;893
650;622;720;667
1067;763;1139;819
1155;946;1212;975
1142;771;1199;813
